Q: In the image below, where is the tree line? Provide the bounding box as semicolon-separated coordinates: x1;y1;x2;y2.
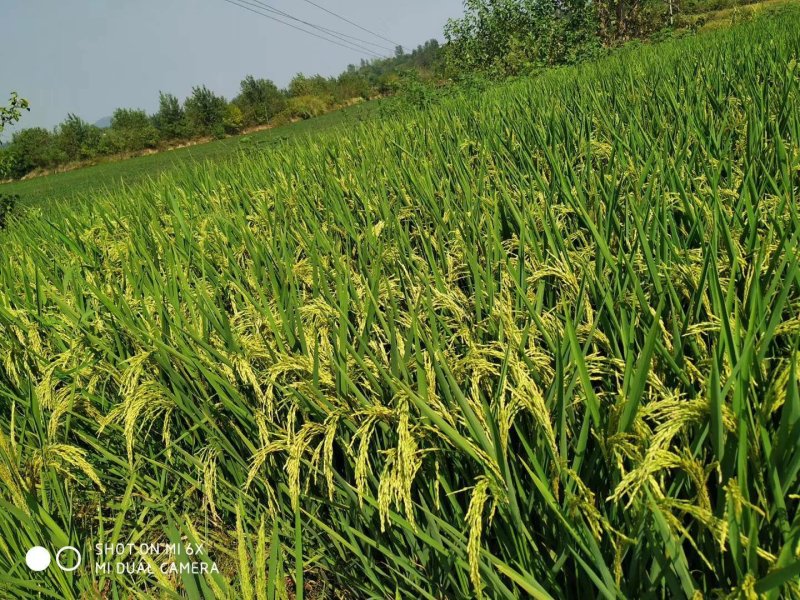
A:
0;40;442;180
442;0;745;78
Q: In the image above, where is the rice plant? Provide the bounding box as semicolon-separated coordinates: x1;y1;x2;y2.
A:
1;6;799;599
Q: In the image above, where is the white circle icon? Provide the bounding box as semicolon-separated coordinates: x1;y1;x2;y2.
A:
25;546;51;571
55;546;82;572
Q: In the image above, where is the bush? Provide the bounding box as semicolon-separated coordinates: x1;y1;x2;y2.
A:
288;74;332;99
107;108;159;153
184;86;228;138
57;114;102;162
0;147;16;179
223;104;245;135
6;127;64;177
283;95;329;120
153;92;188;141
451;71;492;92
234;76;286;126
333;72;372;102
395;72;440;109
269;112;292;128
444;0;601;78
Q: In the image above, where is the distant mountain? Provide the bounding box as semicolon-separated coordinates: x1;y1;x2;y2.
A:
94;116;112;129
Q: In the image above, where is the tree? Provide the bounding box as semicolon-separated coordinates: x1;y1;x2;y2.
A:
288;74;332;101
334;71;371;101
184;86;227;138
0;148;14;180
0;92;29;134
107;108;159;152
284;95;328;120
1;93;30;178
233;76;286;126
153;92;187;140
57;114;102;161
595;0;667;40
223;103;244;134
6;127;64;177
411;40;443;70
444;0;599;78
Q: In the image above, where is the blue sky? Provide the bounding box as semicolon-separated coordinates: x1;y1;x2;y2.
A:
0;0;463;138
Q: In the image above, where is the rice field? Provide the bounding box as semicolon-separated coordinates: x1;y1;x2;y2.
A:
0;99;386;210
1;7;800;599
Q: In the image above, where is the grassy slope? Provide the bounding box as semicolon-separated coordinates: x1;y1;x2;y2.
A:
0;99;386;209
0;6;799;600
680;0;792;28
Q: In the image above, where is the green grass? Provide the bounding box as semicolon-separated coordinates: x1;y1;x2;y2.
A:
1;6;800;599
0;99;387;209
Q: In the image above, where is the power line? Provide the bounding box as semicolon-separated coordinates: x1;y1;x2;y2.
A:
299;0;403;48
228;0;384;57
299;20;394;52
244;0;395;53
220;0;384;58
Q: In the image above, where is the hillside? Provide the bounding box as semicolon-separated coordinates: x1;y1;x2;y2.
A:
93;116;112;129
0;5;799;599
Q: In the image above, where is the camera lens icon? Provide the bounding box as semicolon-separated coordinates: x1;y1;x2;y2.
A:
25;546;82;572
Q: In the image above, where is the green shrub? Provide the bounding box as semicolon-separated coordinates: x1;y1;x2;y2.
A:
444;0;601;78
223;104;245;135
57;114;103;162
153;92;188;141
107;108;159;153
234;76;287;126
6;127;64;177
185;85;228;138
284;95;329;120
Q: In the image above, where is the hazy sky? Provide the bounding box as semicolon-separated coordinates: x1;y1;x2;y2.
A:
0;0;463;138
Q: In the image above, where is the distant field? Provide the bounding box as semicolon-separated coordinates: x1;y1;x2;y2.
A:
0;99;387;208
